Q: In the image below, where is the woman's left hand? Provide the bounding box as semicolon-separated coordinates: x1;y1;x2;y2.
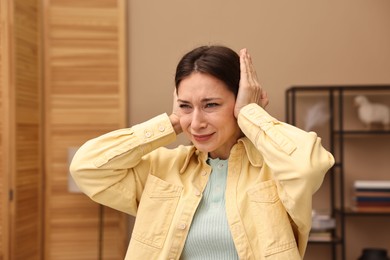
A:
234;48;269;118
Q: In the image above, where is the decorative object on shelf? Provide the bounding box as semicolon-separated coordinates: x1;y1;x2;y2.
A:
358;248;390;260
311;210;336;230
354;95;390;130
304;101;330;131
309;210;335;241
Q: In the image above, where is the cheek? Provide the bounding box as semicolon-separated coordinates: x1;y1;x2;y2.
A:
220;115;239;132
179;114;191;131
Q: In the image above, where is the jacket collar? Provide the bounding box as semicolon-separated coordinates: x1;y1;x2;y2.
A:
238;137;263;167
179;137;263;174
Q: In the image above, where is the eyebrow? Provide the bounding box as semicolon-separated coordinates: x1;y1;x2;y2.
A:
177;97;223;103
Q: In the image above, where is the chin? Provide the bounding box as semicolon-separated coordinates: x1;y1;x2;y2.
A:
193;143;213;153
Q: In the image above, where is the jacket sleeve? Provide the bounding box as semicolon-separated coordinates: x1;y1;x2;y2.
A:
69;113;176;216
237;103;335;254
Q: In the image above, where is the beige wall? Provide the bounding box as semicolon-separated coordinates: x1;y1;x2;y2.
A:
128;0;390;124
127;1;390;259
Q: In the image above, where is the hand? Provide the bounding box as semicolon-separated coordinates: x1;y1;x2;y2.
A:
169;89;183;135
234;48;269;118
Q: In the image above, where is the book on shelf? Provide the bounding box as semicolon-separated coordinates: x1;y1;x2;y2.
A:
355;196;390;202
311;210;335;231
311;218;336;230
308;231;332;242
355;202;390;208
355;188;390;192
354;180;390;191
310;210;335;242
354;191;390;198
355;196;390;204
353;200;390;209
352;180;390;210
352;206;390;213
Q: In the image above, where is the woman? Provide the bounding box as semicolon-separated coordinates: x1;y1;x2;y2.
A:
70;46;334;259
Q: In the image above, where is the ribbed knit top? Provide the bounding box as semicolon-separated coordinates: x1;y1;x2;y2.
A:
180;158;239;260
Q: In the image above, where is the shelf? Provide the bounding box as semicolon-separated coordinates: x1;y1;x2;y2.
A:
287;85;390;92
333;163;342;168
333;130;390;136
308;236;342;244
286;85;390;260
335;208;390;216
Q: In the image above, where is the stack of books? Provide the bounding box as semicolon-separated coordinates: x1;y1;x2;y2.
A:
353;180;390;213
309;211;335;242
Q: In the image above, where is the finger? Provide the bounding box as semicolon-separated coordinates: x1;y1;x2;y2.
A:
246;62;261;98
261;89;267;99
245;51;259;81
240;49;256;82
261;90;269;108
244;50;253;75
240;48;262;96
239;49;252;90
241;50;256;87
240;48;249;76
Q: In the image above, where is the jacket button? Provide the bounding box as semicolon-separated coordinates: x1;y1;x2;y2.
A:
194;189;201;196
144;130;152;138
178;223;186;230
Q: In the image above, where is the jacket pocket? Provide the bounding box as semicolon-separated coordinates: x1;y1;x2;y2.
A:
247;180;298;257
132;174;182;249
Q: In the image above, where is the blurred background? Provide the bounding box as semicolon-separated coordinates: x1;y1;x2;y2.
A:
1;0;389;259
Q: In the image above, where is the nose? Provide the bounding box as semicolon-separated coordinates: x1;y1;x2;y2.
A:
191;108;207;130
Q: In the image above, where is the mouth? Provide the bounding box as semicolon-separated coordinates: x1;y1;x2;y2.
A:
192;133;214;142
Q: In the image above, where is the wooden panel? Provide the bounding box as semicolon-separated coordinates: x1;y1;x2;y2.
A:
1;2;15;260
1;0;42;259
13;0;42;259
0;1;8;259
43;0;128;259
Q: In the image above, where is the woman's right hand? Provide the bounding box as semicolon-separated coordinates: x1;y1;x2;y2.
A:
169;89;183;135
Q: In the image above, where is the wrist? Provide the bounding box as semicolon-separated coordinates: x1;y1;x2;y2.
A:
169;114;182;135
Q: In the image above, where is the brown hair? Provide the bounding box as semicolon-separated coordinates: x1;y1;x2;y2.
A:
175;45;240;96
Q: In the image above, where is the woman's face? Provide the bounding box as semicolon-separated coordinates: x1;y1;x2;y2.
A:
177;72;241;159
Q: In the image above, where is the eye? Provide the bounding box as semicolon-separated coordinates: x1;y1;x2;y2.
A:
205;103;219;108
178;104;193;114
179;104;191;109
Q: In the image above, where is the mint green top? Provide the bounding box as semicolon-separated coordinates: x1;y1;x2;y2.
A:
180;158;239;260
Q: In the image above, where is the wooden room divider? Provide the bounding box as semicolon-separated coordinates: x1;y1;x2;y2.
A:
42;0;129;259
1;0;43;259
1;0;129;259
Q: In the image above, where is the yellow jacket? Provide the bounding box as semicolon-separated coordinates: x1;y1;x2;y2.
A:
70;103;334;260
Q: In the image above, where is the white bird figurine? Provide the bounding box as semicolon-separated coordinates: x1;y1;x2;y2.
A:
354;95;389;130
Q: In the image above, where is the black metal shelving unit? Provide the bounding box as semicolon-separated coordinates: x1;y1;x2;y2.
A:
285;85;390;260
